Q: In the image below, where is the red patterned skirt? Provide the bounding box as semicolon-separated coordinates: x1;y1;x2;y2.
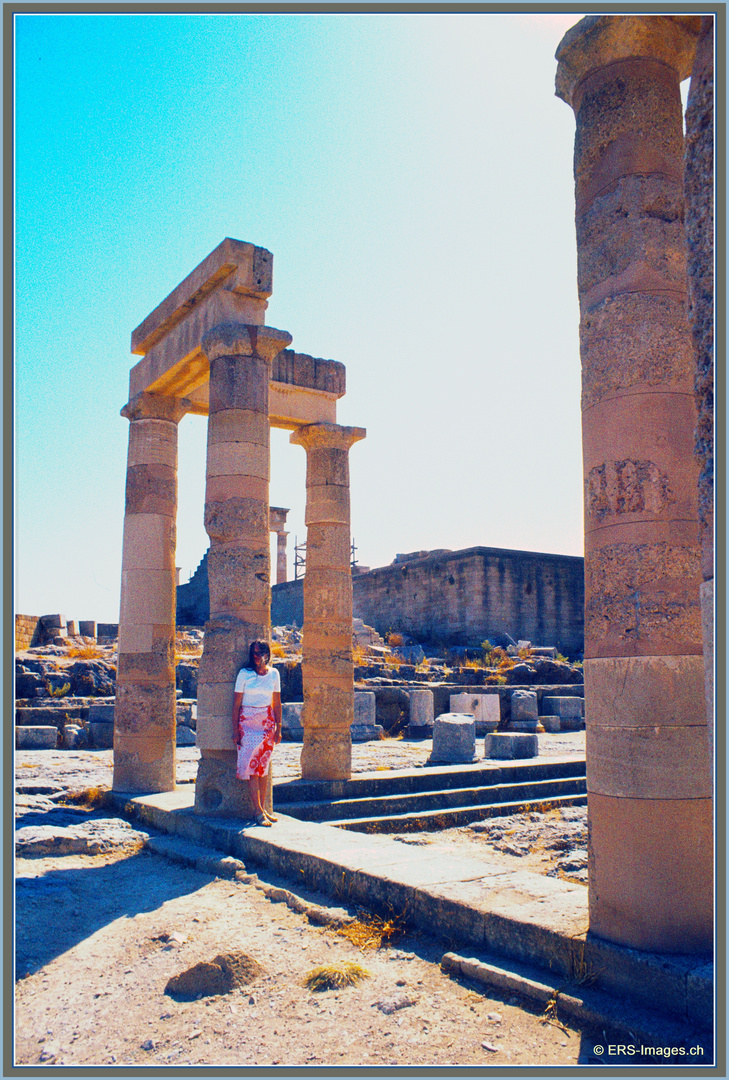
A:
236;704;276;779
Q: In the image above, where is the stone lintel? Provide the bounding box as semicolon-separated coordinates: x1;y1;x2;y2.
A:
556;14;700;108
131;238;273;356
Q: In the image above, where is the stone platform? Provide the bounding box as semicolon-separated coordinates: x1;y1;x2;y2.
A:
109;782;712;1041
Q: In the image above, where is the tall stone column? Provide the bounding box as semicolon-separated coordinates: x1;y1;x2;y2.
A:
194;323;291;815
684;16;714;756
290;422;365;780
270;507;290;584
556;16;711;952
113;392;188;793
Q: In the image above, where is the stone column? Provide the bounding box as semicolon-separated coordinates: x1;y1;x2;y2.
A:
684;16;714;757
290;422;365;780
194;323;291;815
113;392;188;793
556;16;712;952
270;507;290;584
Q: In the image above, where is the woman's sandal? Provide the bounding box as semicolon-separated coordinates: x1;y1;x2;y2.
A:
263;811;278;823
254;812;272;827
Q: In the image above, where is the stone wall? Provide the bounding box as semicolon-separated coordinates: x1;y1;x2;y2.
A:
15;615;41;651
352;547;584;655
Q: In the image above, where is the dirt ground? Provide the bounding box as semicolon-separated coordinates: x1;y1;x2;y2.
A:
15;842;608;1069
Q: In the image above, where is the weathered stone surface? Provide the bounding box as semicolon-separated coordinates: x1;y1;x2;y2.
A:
165;951;264;1000
541;696;582;719
67;661;116;698
176;726;196;747
89;722;114;749
15;819;148;857
510;691;538;722
430;714;476;764
15;727;59;750
539;716;562;733
484;733;539;760
409;689;434;729
353;692;376;726
299;730;352;780
62;724;88;749
450;693;499;731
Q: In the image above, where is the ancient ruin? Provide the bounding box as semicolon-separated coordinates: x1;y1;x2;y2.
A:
112;239;365;810
556;14;713;953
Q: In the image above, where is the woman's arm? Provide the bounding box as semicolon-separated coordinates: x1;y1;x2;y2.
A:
272;691;282;745
232;691;243;745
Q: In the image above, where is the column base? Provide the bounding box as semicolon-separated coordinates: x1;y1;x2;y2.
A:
112;733;175;794
301;729;352;780
193;750;272;817
588;792;713;953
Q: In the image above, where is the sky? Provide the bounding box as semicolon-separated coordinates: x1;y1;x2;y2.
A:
13;10;599;624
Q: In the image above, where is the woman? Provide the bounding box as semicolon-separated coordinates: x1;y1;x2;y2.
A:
231;640;282;826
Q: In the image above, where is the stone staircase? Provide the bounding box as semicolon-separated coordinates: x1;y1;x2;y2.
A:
273;756;586;832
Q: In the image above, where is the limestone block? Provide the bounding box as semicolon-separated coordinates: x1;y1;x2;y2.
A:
587;791;712;953
41;614;65;629
205;473;268;504
113;734;176;793
89;722;114;749
207;351;270;413
125;462;176;518
450;693;500;731
207;544;269;614
207;409;270;448
118;623;154;654
15;726;59;750
193;749;271;817
305;486;350;527
122;513;176;571
62;724;88;749
510;691;538;722
205;441;269;481
88;703;115;724
586;723;712;799
484;733;539;760
304;524;351;568
584;654;705;727
176;726;196;747
354;692;376;726
430;714;476;764
409;689;434;728
540;716;561;733
204;495;268;544
351;724;385;743
300;729;351;780
79;621;97;638
127;419;178;469
542;696;582;718
120;569;175;625
66;620;78;636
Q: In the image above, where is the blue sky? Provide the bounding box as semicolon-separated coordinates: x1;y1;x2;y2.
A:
14;11;594;623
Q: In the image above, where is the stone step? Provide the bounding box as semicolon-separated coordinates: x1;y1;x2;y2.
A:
333;792;588;833
273;755;585;804
278;776;587;824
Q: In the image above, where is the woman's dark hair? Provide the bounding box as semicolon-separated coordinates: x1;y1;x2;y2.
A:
246;640;271;669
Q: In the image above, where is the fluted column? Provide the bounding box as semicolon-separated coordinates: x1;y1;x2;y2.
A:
113;392;189;793
194;322;291;815
290;422;365;780
556;15;711;952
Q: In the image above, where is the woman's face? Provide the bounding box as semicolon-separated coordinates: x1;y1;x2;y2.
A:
251;643;269;672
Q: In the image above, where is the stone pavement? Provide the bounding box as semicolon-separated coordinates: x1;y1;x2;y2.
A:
15;732;586;793
14;731;712;1046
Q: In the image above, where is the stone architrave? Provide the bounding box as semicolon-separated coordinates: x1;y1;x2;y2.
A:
290;422;366;780
194;323;292;816
113;392;189;793
556;15;711;953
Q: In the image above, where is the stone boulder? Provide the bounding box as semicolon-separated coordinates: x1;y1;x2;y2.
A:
67;661;116;697
429;713;476;764
176;662;199;699
165;951;264;1000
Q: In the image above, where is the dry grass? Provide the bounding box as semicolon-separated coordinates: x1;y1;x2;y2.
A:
270;642;286;658
302;962;371;992
352;644;369;666
59;786;110;810
386;632;404;647
333;910;405;951
66;644;106;660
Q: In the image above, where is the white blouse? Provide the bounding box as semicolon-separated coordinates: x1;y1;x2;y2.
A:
234;666;281;707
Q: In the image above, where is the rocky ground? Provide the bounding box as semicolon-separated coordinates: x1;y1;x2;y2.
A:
14;736;603;1069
